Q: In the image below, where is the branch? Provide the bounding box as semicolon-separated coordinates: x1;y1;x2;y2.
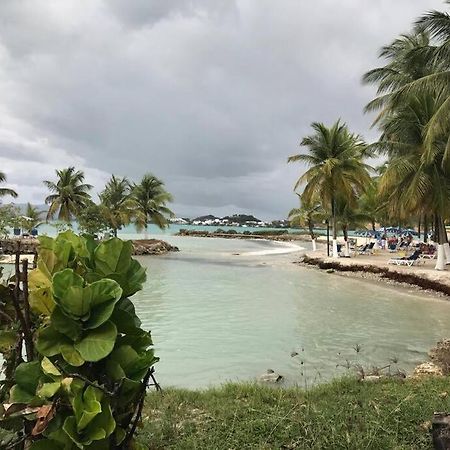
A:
122;367;158;448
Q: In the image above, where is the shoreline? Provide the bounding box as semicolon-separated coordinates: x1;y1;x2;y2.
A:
297;251;450;298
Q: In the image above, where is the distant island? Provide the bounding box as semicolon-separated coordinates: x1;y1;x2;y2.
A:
169;213;289;228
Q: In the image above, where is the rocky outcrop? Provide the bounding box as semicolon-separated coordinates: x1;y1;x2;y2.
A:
413;362;444;377
132;239;179;255
0;239;39;254
0;238;179;256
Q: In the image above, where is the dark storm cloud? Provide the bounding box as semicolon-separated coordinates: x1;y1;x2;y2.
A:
0;0;445;218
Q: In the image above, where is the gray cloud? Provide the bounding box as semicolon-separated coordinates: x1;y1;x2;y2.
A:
0;0;445;219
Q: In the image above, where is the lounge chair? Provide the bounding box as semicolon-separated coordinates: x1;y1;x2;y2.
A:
358;244;368;254
360;242;375;255
388;250;423;267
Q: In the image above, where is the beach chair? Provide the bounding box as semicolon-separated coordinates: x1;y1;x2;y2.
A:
388;250;423;267
358;244;368;254
360;242;375;255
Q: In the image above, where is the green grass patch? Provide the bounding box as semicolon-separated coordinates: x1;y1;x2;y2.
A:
139;377;450;449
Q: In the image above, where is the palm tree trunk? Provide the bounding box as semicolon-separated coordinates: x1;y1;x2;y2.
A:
371;220;376;232
424;214;428;243
343;225;350;257
417;216;421;241
308;219;317;252
331;198;338;258
435;215;447;270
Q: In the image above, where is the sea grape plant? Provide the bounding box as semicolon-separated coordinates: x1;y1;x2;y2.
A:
0;231;158;449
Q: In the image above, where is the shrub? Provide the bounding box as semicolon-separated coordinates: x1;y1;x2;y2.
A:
0;231;158;449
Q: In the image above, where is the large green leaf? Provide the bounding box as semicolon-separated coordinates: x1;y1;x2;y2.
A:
74;321;117;362
84;399;115;441
41;357;61;377
51;306;82;341
60;344;85;367
36;325;71;357
87;279;122;308
52;269;88;319
15;361;41;394
93;238;132;275
9;384;35;403
73;386;102;431
29;264;55;315
57;231;89;258
111;298;141;334
118;327;153;352
83;279;123;329
37;382;61;398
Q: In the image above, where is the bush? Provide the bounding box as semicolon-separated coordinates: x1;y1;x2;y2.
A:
0;231;157;449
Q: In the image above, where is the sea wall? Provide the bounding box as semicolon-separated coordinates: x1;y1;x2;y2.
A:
0;238;179;256
177;228;312;242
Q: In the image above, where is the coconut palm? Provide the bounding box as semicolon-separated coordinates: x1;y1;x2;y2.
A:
0;171;18;200
335;197;372;257
288;194;325;251
44;167;92;222
365;24;450;269
21;203;44;233
100;175;134;237
288;120;372;258
375;91;450;269
132;174;174;237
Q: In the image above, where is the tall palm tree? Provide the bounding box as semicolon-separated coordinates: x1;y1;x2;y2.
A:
21;203;44;233
44;167;92;222
100;175;134;237
288;121;371;258
0;171;18;200
288;194;325;252
364;27;450;270
376;92;450;269
132;174;174;238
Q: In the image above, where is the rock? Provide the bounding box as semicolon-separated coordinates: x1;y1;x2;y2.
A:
326;269;335;274
0;238;179;257
131;239;179;255
361;375;382;383
413;362;444;377
429;339;450;375
259;369;283;383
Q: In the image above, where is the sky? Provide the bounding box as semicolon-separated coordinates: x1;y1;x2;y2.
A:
0;0;446;220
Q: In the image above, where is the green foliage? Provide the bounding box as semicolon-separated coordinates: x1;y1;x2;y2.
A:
0;231;158;448
77;202;109;236
0;203;20;238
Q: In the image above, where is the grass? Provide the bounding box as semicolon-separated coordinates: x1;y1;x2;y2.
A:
138;376;450;449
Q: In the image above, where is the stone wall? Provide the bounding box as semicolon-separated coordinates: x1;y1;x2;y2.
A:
0;238;179;256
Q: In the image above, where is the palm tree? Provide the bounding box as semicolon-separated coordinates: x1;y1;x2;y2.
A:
100;175;134;237
0;171;18;200
44;167;92;222
364;27;450;270
376;91;450;269
132;174;174;238
288;194;325;251
288;121;371;258
21;203;44;233
335;198;371;257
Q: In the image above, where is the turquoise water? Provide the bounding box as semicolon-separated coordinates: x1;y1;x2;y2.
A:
29;223;295;238
133;236;450;388
3;235;450;389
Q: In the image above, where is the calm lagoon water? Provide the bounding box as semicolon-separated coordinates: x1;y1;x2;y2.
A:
133;236;450;389
3;233;450;389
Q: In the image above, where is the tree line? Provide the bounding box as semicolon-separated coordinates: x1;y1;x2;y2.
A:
0;168;174;238
288;2;450;270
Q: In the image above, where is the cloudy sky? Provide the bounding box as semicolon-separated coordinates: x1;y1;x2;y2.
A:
0;0;445;219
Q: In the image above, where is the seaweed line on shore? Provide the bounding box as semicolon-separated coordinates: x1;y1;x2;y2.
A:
297;255;450;299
